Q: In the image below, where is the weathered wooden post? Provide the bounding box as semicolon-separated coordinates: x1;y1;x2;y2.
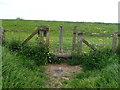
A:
59;26;63;53
38;26;50;45
46;27;50;46
39;30;44;44
112;32;118;52
117;33;120;53
78;31;83;56
22;26;50;45
71;26;77;55
0;27;4;45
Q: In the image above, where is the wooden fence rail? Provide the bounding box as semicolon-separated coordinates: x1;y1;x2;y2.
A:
83;33;114;37
82;39;97;51
3;27;119;57
22;30;38;45
4;30;33;32
4;29;118;37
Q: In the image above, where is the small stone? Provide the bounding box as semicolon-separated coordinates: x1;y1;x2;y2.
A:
61;77;69;80
53;73;57;77
59;67;62;70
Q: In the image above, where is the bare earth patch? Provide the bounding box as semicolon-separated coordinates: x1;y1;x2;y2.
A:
44;63;82;88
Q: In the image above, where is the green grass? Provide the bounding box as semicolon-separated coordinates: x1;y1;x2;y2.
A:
2;47;49;88
65;63;119;88
4;39;50;65
67;49;119;69
1;19;119;88
2;19;118;34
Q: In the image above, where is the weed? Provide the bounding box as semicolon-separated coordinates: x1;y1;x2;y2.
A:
68;49;118;70
5;39;50;65
2;47;49;88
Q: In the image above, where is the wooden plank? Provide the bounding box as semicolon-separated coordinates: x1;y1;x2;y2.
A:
52;50;71;53
4;30;118;37
82;39;97;51
117;34;120;53
78;32;83;56
118;34;120;37
39;31;44;44
22;30;38;45
112;32;118;52
59;26;63;53
52;53;72;58
71;26;77;55
83;33;114;37
46;28;50;45
4;30;33;32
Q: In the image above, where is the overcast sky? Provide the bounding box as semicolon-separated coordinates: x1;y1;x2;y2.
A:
0;0;119;23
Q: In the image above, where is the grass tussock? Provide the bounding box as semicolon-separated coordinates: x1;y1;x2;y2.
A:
2;47;49;88
4;39;50;66
66;64;119;88
65;50;119;88
68;49;118;70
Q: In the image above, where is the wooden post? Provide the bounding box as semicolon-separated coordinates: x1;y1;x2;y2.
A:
112;32;118;52
22;29;38;45
117;33;120;53
0;27;4;45
39;31;44;44
78;31;83;56
71;26;77;55
46;29;50;45
59;26;63;53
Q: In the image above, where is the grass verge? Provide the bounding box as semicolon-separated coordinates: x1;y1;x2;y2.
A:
2;47;49;88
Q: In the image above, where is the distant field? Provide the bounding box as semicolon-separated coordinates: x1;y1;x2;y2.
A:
2;19;118;33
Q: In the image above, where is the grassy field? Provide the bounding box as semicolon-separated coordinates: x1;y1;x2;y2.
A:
1;19;119;88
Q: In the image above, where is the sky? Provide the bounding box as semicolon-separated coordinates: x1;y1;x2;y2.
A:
0;0;120;23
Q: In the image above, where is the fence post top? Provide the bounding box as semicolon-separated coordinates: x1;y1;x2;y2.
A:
114;32;118;34
118;34;120;37
73;31;76;34
77;31;83;35
37;26;49;31
60;26;63;28
73;26;77;29
74;26;77;28
0;26;3;29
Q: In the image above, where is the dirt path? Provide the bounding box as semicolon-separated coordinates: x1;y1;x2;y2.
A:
44;63;82;88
